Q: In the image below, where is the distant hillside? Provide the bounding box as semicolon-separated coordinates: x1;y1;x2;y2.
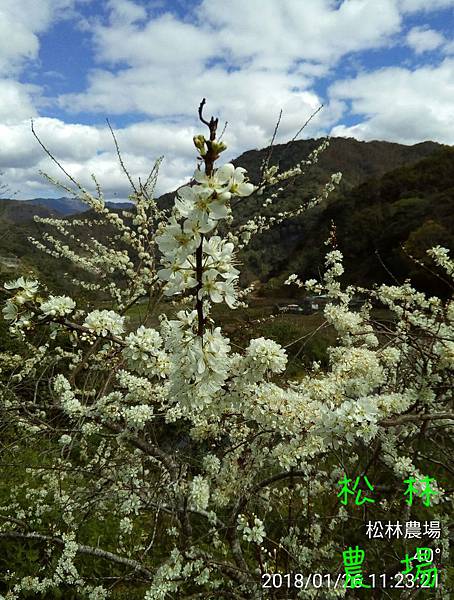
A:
23;197;89;216
156;137;442;212
244;146;454;296
0;200;131;294
0;197;134;219
0;199;57;223
233;137;441;187
1;137;451;297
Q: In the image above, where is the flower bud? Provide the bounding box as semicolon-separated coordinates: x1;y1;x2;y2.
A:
193;134;207;156
212;140;227;155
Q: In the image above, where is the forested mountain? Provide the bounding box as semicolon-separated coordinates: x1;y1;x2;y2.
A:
156;137;442;209
241;145;454;297
1;137;452;297
0;196;133;219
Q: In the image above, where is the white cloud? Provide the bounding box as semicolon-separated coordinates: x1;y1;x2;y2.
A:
329;58;454;144
0;117;214;200
1;0;454;201
0;79;39;124
398;0;454;13
107;0;147;25
54;0;400;186
197;0;401;65
59;0;402;118
0;0;78;75
444;40;454;54
406;26;445;54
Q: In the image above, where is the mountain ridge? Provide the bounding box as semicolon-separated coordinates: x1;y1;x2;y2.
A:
0;196;134;217
1;136;452;297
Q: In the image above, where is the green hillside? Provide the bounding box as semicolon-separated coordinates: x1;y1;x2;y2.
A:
1;137;452;298
246;146;454;296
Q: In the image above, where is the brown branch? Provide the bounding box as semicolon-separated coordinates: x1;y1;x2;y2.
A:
268;104;324;182
259;108;283;183
0;532;153;579
31;120;82;193
103;421;178;478
226;469;309;583
380;413;454;427
194;98;221;336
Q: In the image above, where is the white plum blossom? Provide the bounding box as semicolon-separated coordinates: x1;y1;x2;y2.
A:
4;277;39;297
193;163;255;199
163;311;231;409
40;295;76;317
238;514;266;544
123;404;154;429
54;375;87;417
2;299;19;322
245;337;287;374
156;215;201;260
58;434;72;445
122;326;170;377
84;310;125;336
189;475;210;511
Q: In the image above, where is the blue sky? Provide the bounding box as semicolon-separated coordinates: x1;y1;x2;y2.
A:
1;0;453;199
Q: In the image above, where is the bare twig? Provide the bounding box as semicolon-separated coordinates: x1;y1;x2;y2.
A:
259;108;283;183
106;118;138;194
31;120;84;193
271;103;324;177
0;532;153;579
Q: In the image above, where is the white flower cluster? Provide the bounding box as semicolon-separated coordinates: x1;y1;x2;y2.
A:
2;276;40;330
237;514;266;544
123;326;169;377
123;404;154;430
202;453;221;477
318;396;380;443
4;276;39;296
157;152;255;308
234;170;342;251
54;374;87;417
247;337;287;371
189;475;210;511
83;310;125;337
144;549;184;599
330;347;384;396
163;310;231;409
116;369;157;402
241;337;287;381
40;295;76;317
427;245;453;277
260;139;331;186
58;434;72;445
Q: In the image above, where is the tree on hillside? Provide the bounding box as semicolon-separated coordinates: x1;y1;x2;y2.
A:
0;102;452;599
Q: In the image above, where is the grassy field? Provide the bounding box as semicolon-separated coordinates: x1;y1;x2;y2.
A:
125;297;397;379
125;297;365;379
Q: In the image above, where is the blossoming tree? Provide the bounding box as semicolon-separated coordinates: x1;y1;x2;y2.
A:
0;100;453;599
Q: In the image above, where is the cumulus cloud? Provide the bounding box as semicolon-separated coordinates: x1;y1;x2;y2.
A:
0;79;39;124
52;0;400;197
398;0;454;13
1;0;454;200
0;117;212;199
406;26;445;54
107;0;148;25
0;0;78;75
59;0;402;119
329;58;454;144
197;0;401;65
